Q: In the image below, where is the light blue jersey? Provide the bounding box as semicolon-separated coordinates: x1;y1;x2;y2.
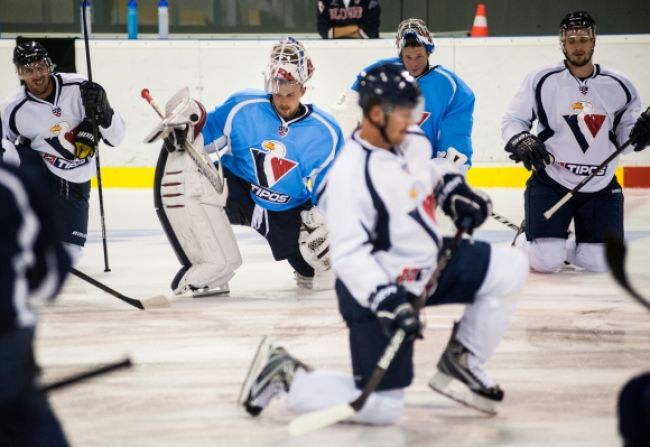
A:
202;90;343;211
352;57;475;165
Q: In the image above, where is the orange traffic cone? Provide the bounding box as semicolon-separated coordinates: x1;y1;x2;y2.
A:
470;4;488;37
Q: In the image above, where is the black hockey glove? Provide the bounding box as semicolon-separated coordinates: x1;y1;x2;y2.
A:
629;112;650;152
505;131;552;171
372;284;421;341
73;118;97;159
80;81;114;128
437;174;492;233
162;125;188;153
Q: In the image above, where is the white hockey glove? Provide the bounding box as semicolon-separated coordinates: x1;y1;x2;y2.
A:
298;207;331;272
143;87;206;151
437;147;469;172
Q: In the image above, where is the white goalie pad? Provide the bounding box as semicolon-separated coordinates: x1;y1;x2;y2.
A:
157;141;242;295
299;208;332;274
331;89;361;138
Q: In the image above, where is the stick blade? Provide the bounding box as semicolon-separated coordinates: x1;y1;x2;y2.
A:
140;295;171;310
605;233;627;285
288;404;355;436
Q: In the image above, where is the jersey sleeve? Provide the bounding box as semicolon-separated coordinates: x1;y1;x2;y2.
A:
437;74;475;164
202;95;237;149
316;1;332;39
359;1;380;38
610;72;642;153
501;70;539;143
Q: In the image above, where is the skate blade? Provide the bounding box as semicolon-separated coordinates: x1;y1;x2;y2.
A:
428;371;498;416
237;336;273;407
192;287;229;298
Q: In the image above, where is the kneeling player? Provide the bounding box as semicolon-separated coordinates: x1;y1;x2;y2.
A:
145;38;343;295
238;65;528;424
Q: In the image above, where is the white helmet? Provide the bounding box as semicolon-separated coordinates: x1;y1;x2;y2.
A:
396;18;435;55
264;37;315;94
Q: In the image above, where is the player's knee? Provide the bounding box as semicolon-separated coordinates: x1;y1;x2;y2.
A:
477;246;528;298
354;389;404;425
528;238;566;273
572;243;607;272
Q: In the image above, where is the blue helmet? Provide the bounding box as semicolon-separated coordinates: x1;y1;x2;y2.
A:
357;63;421;115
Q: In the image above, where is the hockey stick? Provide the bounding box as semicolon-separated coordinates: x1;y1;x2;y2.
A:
489;212;525;247
544;107;650;220
605;234;650;312
40;358;132;393
288;227;467;436
140;88;225;194
81;0;110;272
70;268;169;310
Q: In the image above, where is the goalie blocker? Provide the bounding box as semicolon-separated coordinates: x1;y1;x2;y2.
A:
149;89;242;295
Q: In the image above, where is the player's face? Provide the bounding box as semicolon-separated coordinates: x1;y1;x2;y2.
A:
401;46;429;77
272;82;305;120
385;105;416;145
562;28;595;68
18;60;53;98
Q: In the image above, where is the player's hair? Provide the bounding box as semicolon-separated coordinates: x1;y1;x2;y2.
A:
396;18;435;55
264;37;314;94
357;63;421;115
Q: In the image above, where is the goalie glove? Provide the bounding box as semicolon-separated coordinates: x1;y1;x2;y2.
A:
371;284;421;341
298;207;331;272
505;131;552;171
70;119;97;159
437;174;492;233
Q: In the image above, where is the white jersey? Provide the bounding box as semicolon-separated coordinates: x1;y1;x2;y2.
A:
502;62;640;192
323;126;456;308
0;72;126;183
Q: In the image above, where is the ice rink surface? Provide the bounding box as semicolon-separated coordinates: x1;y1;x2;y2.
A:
35;188;650;447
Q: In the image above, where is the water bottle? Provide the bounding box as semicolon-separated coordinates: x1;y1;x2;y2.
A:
158;0;169;39
80;0;92;37
127;0;138;40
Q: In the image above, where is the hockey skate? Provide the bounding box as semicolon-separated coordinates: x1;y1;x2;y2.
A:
238;336;305;416
190;282;230;298
294;270;335;290
429;325;503;415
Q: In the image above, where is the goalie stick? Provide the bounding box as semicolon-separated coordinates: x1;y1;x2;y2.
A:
40;358;132;393
288;226;467;436
605;234;650;311
544;107;650;220
70;268;169;310
140;88;225;194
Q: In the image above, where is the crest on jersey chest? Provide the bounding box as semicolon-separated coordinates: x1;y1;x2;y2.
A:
562;101;606;153
250;140;298;188
52;106;62;117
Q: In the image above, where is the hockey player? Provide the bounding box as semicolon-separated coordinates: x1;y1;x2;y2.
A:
317;0;380;39
334;18;475;170
0;164;71;446
146;37;343;294
239;64;528;424
1;41;126;264
502;11;650;273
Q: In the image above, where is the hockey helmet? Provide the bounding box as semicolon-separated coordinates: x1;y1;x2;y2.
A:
396;18;435;55
559;11;596;40
264;37;315;94
357;63;421;116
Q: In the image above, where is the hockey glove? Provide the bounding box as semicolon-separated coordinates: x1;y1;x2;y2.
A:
629;112;650;152
299;207;331;272
80;81;114;128
162;125;188;153
437;174;492;233
505;131;552;171
73;119;97;159
371;284;421;341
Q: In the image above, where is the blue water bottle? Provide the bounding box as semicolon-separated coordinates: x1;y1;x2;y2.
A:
127;0;138;40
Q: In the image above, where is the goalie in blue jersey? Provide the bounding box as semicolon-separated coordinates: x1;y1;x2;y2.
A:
146;38;344;295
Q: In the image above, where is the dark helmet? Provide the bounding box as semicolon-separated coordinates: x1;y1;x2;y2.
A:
358;63;421;115
13;41;54;69
559;11;596;38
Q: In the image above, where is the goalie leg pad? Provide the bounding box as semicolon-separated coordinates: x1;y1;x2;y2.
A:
154;146;242;295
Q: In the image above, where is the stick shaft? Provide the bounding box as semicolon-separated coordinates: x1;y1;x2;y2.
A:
40;358;132;392
82;2;110;272
70;268;144;309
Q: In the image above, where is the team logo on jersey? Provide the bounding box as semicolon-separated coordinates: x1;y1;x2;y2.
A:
44;121;78;160
250;140;298;189
278;125;289;137
555;161;607;177
408;190;440;244
563;101;606;153
52;106;62;117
